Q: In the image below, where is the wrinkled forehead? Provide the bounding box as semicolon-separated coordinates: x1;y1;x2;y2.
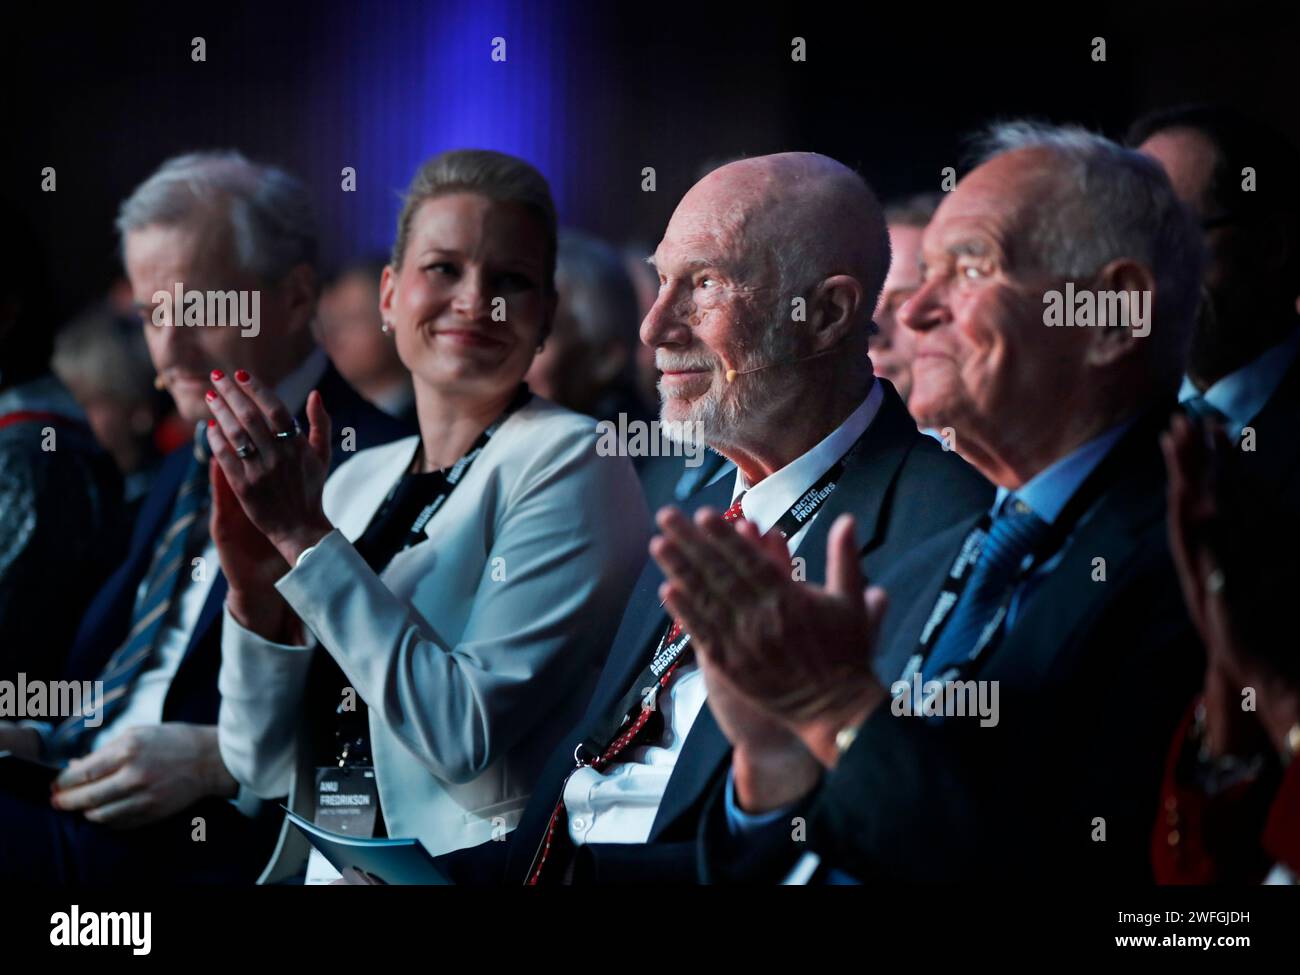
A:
654;183;770;275
125;215;240;283
924;152;1059;256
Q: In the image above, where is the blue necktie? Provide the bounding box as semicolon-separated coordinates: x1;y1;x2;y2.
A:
920;497;1050;682
48;425;212;758
1181;394;1229;427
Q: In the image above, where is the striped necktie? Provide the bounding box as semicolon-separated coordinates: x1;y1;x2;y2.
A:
920;496;1050;682
48;426;212;758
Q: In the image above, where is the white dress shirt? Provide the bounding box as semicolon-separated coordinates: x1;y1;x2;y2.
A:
562;380;884;846
89;350;328;750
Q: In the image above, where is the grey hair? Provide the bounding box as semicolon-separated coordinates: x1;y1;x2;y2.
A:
391;148;557;293
116;150;320;285
53;309;156;401
970;120;1204;390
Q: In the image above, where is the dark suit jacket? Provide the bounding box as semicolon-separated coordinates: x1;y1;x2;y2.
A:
699;406;1203;884
60;361;413;733
440;379;993;884
1239;351;1300;502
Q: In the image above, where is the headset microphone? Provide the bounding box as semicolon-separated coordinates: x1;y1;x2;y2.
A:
724;346;840;383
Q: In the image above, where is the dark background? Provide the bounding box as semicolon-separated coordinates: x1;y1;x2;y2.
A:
4;0;1298;324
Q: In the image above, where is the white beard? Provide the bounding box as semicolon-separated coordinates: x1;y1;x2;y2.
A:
656;308;798;450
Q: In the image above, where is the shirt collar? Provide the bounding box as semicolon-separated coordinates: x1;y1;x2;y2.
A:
274;346;329;416
0;373;87;422
730;378;884;534
994;418;1132;524
1178;326;1300;433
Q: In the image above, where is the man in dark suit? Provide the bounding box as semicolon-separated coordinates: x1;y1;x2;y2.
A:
1131;105;1300;500
654;123;1209;884
0;151;411;883
439;151;991;885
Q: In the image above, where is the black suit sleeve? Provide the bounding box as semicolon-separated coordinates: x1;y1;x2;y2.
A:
701;545;1201;884
807;561;1200;883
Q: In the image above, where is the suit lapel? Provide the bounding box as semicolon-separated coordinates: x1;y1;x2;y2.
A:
986;433;1168;683
579;476;736;727
795;381;918;585
1242;352;1300;487
651;383;920;837
648;704;730;840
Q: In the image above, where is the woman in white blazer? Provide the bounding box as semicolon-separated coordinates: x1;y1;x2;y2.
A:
202;150;650;883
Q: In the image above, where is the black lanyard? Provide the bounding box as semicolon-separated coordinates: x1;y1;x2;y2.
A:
355;384;532;570
574;421;872;764
323;383;532;770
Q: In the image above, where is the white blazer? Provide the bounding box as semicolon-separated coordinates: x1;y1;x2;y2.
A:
217;396;650;883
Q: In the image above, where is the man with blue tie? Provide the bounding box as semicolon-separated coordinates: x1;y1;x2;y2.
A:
0;151;411;882
1132;105;1300;499
656;123;1210;883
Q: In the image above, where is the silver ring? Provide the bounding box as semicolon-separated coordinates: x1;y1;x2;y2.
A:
1206;568;1226;593
274;420;302;440
235;442;256;459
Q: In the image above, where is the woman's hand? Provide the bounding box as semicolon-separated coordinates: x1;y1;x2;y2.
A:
1161;412;1299;758
210;458;298;641
204;369;334;567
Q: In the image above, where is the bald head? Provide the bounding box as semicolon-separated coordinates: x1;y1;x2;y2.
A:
683;153;890;317
642;152;887;476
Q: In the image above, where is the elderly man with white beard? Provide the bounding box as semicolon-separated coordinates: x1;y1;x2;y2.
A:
655;124;1208;884
435;151;992;885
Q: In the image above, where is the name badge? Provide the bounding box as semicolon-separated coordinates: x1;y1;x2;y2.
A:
313;766;379;838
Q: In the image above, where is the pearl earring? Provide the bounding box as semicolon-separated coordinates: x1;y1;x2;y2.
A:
381;321;392;334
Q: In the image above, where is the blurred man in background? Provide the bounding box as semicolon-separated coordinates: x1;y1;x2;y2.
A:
316;256;415;424
53;302;171;512
526;229;647;424
871;193;942;408
0;152;408;883
623;243;664;415
0;202;125;685
1132;104;1300;499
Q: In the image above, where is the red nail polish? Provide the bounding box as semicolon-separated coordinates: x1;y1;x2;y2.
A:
208;419;216;428
235;369;250;383
205;390;216;401
211;369;225;381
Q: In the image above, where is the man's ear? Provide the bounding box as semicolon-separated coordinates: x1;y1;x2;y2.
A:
280;262;319;336
1083;258;1157;367
591;339;630;386
540;289;559;345
808;274;866;352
